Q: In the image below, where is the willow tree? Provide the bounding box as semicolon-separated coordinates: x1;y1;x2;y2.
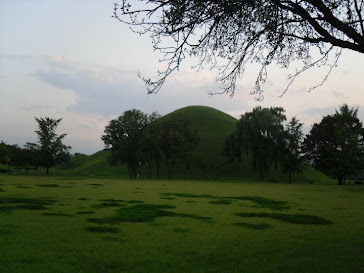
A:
224;106;286;179
113;0;364;99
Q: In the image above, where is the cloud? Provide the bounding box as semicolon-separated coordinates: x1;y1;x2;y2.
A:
330;90;345;98
0;53;33;62
32;56;150;116
30;56;252;118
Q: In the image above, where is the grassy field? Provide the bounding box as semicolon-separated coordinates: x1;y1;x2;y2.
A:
0;175;363;273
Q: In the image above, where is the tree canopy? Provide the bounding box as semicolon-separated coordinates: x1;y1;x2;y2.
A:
223;106;286;179
114;0;364;99
32;117;70;175
102;109;149;179
282;117;304;183
303;104;364;184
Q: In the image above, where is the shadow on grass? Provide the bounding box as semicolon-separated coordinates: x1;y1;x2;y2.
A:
42;212;74;217
209;200;232;205
55;178;84;181
101;236;126;242
16;185;31;189
162;193;289;210
77;210;95;215
0;197;57;212
0;188;4;192
99;199;124;202
36;184;60;188
92;202;127;209
88;204;212;224
234;222;272;230
85;226;120;233
234;212;332;225
173;228;189;233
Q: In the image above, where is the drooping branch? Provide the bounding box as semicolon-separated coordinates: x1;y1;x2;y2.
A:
113;0;364;98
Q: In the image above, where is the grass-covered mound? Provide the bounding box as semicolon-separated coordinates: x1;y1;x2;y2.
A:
48;105;334;183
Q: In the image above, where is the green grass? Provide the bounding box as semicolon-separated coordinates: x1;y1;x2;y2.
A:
0;175;363;273
42;212;74;217
235;212;332;225
233;222;272;230
85;226;120;233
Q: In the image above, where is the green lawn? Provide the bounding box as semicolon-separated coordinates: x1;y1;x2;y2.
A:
0;175;363;273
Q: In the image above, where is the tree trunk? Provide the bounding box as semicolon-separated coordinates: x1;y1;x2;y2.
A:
166;160;172;179
156;160;160;179
46;167;49;176
338;175;343;185
148;160;152;179
288;170;292;183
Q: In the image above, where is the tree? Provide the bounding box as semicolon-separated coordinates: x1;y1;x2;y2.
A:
282;117;304;183
33;117;70;175
141;112;162;179
223;106;286;179
102;109;149;179
303;104;364;184
0;141;9;166
158;114;199;179
113;1;364;99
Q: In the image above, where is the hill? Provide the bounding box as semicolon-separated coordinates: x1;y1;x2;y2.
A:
53;105;335;183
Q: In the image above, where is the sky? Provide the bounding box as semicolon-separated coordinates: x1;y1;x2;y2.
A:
1;0;364;155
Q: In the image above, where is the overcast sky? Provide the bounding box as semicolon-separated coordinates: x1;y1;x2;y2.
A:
1;0;364;155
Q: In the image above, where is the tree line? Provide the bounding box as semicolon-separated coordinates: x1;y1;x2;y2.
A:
0;118;71;175
102;110;199;179
223;104;364;184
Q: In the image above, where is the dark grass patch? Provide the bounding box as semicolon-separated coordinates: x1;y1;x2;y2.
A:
0;188;4;192
20;257;40;265
209;199;232;205
92;202;127;209
161;197;175;200
132;191;144;193
234;212;332;225
101;236;126;242
89;184;103;186
42;212;74;217
16;185;31;189
0;229;16;235
0;197;57;205
77;210;95;215
0;204;47;212
85;226;120;233
127;200;144;204
173;228;189;233
224;196;290;210
162;193;289;210
99;199;124;202
78;198;88;201
87;204;212;224
162;193;214;198
55;178;84;180
61;186;73;188
234;222;272;230
36;184;60;188
0;197;56;212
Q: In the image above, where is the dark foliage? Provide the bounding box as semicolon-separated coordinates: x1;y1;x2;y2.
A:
303;104;364;184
